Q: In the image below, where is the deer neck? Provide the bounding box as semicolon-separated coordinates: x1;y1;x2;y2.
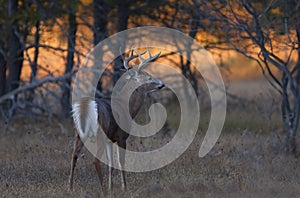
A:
129;88;146;118
113;81;146;118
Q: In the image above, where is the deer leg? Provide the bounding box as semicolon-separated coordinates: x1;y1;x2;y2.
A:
93;157;104;191
69;134;83;191
106;142;113;192
117;140;127;190
93;137;105;192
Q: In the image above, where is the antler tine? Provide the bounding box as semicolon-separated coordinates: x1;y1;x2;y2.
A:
123;47;138;70
134;47;161;71
123;47;146;70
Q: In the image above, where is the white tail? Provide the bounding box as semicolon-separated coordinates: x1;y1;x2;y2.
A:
72;98;99;141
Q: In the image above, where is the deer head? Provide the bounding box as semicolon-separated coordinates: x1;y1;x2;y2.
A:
120;47;164;95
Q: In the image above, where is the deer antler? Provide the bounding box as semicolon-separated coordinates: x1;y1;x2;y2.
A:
134;47;161;71
121;47;161;70
122;47;146;70
122;47;138;70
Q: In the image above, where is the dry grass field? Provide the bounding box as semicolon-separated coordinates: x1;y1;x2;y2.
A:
1;80;300;197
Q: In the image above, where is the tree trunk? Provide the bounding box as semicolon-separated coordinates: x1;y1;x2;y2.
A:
117;0;129;33
62;9;77;118
6;0;23;93
26;20;40;104
93;0;108;46
285;130;296;154
281;76;299;154
180;23;199;97
113;0;129;85
0;38;6;97
30;20;40;83
93;0;109;94
283;27;300;154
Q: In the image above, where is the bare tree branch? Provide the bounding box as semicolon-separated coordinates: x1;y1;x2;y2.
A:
0;70;76;104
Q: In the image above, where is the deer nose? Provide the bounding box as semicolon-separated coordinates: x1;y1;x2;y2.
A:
158;84;165;89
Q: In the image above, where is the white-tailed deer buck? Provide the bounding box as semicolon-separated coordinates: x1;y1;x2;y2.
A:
69;47;164;193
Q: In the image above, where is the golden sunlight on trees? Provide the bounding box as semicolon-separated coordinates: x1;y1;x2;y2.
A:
209;0;300;152
0;0;299;152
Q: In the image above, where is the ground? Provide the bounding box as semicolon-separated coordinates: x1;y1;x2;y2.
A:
1;80;300;197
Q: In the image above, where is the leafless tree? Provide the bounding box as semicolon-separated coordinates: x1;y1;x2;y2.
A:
206;0;300;153
0;0;82;121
